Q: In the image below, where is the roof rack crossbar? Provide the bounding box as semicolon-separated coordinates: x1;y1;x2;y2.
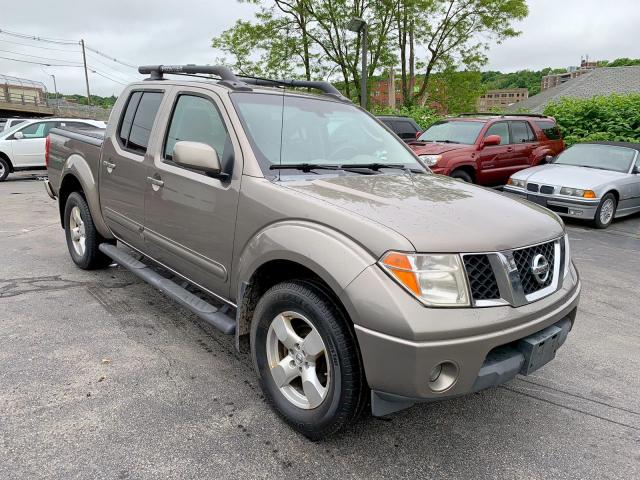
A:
240;76;348;101
138;64;251;90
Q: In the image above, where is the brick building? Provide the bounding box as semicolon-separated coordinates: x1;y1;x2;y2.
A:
476;88;529;111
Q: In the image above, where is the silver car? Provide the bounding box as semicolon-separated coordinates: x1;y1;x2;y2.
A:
504;142;640;228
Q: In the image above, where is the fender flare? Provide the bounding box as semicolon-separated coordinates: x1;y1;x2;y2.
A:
59;154;112;238
233;220;377;334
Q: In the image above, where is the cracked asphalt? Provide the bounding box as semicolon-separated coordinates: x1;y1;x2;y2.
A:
1;172;639;479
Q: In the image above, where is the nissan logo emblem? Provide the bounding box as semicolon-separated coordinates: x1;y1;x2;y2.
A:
531;254;550;284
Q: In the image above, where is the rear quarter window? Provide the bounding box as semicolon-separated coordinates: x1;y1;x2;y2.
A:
535;120;561;140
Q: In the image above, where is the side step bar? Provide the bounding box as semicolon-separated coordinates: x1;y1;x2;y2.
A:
99;243;236;335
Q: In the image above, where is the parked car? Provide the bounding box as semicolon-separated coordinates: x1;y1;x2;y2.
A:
409;114;565;185
45;65;580;439
0;118;106;181
377;115;423;143
504;142;640;228
0;117;29;132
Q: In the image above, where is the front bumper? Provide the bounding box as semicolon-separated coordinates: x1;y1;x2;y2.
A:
341;260;581;415
503;186;599;220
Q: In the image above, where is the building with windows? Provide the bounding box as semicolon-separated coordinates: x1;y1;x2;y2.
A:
476;88;529;111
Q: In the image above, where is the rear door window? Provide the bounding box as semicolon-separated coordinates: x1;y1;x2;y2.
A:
484;122;510;145
510;121;536;143
393;120;418;140
534;120;561;140
118;91;163;154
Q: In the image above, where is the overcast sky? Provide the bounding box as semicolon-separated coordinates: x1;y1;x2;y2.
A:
1;0;638;97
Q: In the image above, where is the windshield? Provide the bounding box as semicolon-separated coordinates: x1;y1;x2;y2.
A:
232;93;421;172
555;144;636;173
417;120;485;145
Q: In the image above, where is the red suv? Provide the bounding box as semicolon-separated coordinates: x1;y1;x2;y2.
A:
409;114;565;185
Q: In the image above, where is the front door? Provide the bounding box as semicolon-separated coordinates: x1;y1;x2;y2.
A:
10;120;58;168
477;121;514;185
144;90;240;299
99;90;164;251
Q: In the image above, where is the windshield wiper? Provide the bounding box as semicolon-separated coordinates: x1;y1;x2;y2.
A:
340;162;424;173
431;139;460;144
269;163;343;172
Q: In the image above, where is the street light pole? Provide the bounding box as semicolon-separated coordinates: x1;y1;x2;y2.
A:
50;74;59;110
348;17;368;109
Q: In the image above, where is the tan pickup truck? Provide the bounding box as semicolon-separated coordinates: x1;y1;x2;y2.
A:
45;65;581;439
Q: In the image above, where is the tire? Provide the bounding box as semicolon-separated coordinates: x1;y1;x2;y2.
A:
592;192;617;229
451;169;473;183
251;280;367;440
64;192;113;269
0;156;10;182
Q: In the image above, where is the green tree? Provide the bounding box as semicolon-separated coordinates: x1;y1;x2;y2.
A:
410;0;528;104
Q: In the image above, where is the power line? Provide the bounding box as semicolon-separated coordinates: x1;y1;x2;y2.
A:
0;28;78;45
85;51;138;79
0;48;82;65
83;44;137;69
88;68;129;86
0;54;83;67
0;38;79;52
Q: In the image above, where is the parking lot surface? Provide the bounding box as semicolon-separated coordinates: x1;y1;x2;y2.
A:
1;173;639;479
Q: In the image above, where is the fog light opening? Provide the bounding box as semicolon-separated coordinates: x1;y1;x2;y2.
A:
428;361;458;392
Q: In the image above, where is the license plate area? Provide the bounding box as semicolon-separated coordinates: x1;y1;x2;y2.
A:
518;324;563;375
527;194;548;208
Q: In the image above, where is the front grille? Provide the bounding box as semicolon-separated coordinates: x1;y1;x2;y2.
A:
463;254;500;300
540;185;555;194
513;241;555;295
527;183;539;192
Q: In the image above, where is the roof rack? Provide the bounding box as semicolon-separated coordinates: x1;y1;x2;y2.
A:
138;65;349;102
457;112;547;118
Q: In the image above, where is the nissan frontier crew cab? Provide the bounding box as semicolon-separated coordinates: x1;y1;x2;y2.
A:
45;65;581;440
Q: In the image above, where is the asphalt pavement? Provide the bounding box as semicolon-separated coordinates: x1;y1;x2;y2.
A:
1;172;639;479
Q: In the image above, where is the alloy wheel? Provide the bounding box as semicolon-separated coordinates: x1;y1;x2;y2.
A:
266;311;330;409
69;206;87;257
600;198;615;225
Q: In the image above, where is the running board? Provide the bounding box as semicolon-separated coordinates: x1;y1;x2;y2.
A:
99;243;236;335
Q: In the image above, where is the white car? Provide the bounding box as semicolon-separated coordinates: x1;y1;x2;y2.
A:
0;118;106;182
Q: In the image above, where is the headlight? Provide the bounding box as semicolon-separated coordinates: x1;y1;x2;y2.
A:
508;178;525;188
419;154;441;167
379;252;470;307
563;234;571;278
560;187;596;198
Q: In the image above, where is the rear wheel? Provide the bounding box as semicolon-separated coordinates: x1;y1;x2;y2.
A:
251;280;367;440
451;169;473;183
0;157;10;182
592;193;617;229
64;192;113;269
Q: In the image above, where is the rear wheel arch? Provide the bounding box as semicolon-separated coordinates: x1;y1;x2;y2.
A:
58;174;85;228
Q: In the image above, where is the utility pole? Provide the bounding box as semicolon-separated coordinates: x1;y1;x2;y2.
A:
80;39;91;106
50;74;59;110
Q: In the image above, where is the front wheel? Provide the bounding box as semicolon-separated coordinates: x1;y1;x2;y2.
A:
64;192;113;269
251;280;367;440
0;157;10;182
451;169;473;183
592;193;617;229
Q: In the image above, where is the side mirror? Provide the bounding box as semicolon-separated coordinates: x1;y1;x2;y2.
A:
632;165;640;175
482;134;501;147
415;131;422;139
173;141;221;175
14;131;24;140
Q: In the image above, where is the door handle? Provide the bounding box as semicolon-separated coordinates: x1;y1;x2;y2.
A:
103;160;116;172
146;176;164;188
507;147;514;152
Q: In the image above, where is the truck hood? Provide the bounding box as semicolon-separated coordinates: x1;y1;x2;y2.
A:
512;164;627;189
283;173;564;253
408;142;470;155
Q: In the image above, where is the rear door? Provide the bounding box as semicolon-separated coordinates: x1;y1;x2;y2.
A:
99;89;164;251
477;121;514;185
509;121;537;170
10;120;58;167
143;88;241;298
